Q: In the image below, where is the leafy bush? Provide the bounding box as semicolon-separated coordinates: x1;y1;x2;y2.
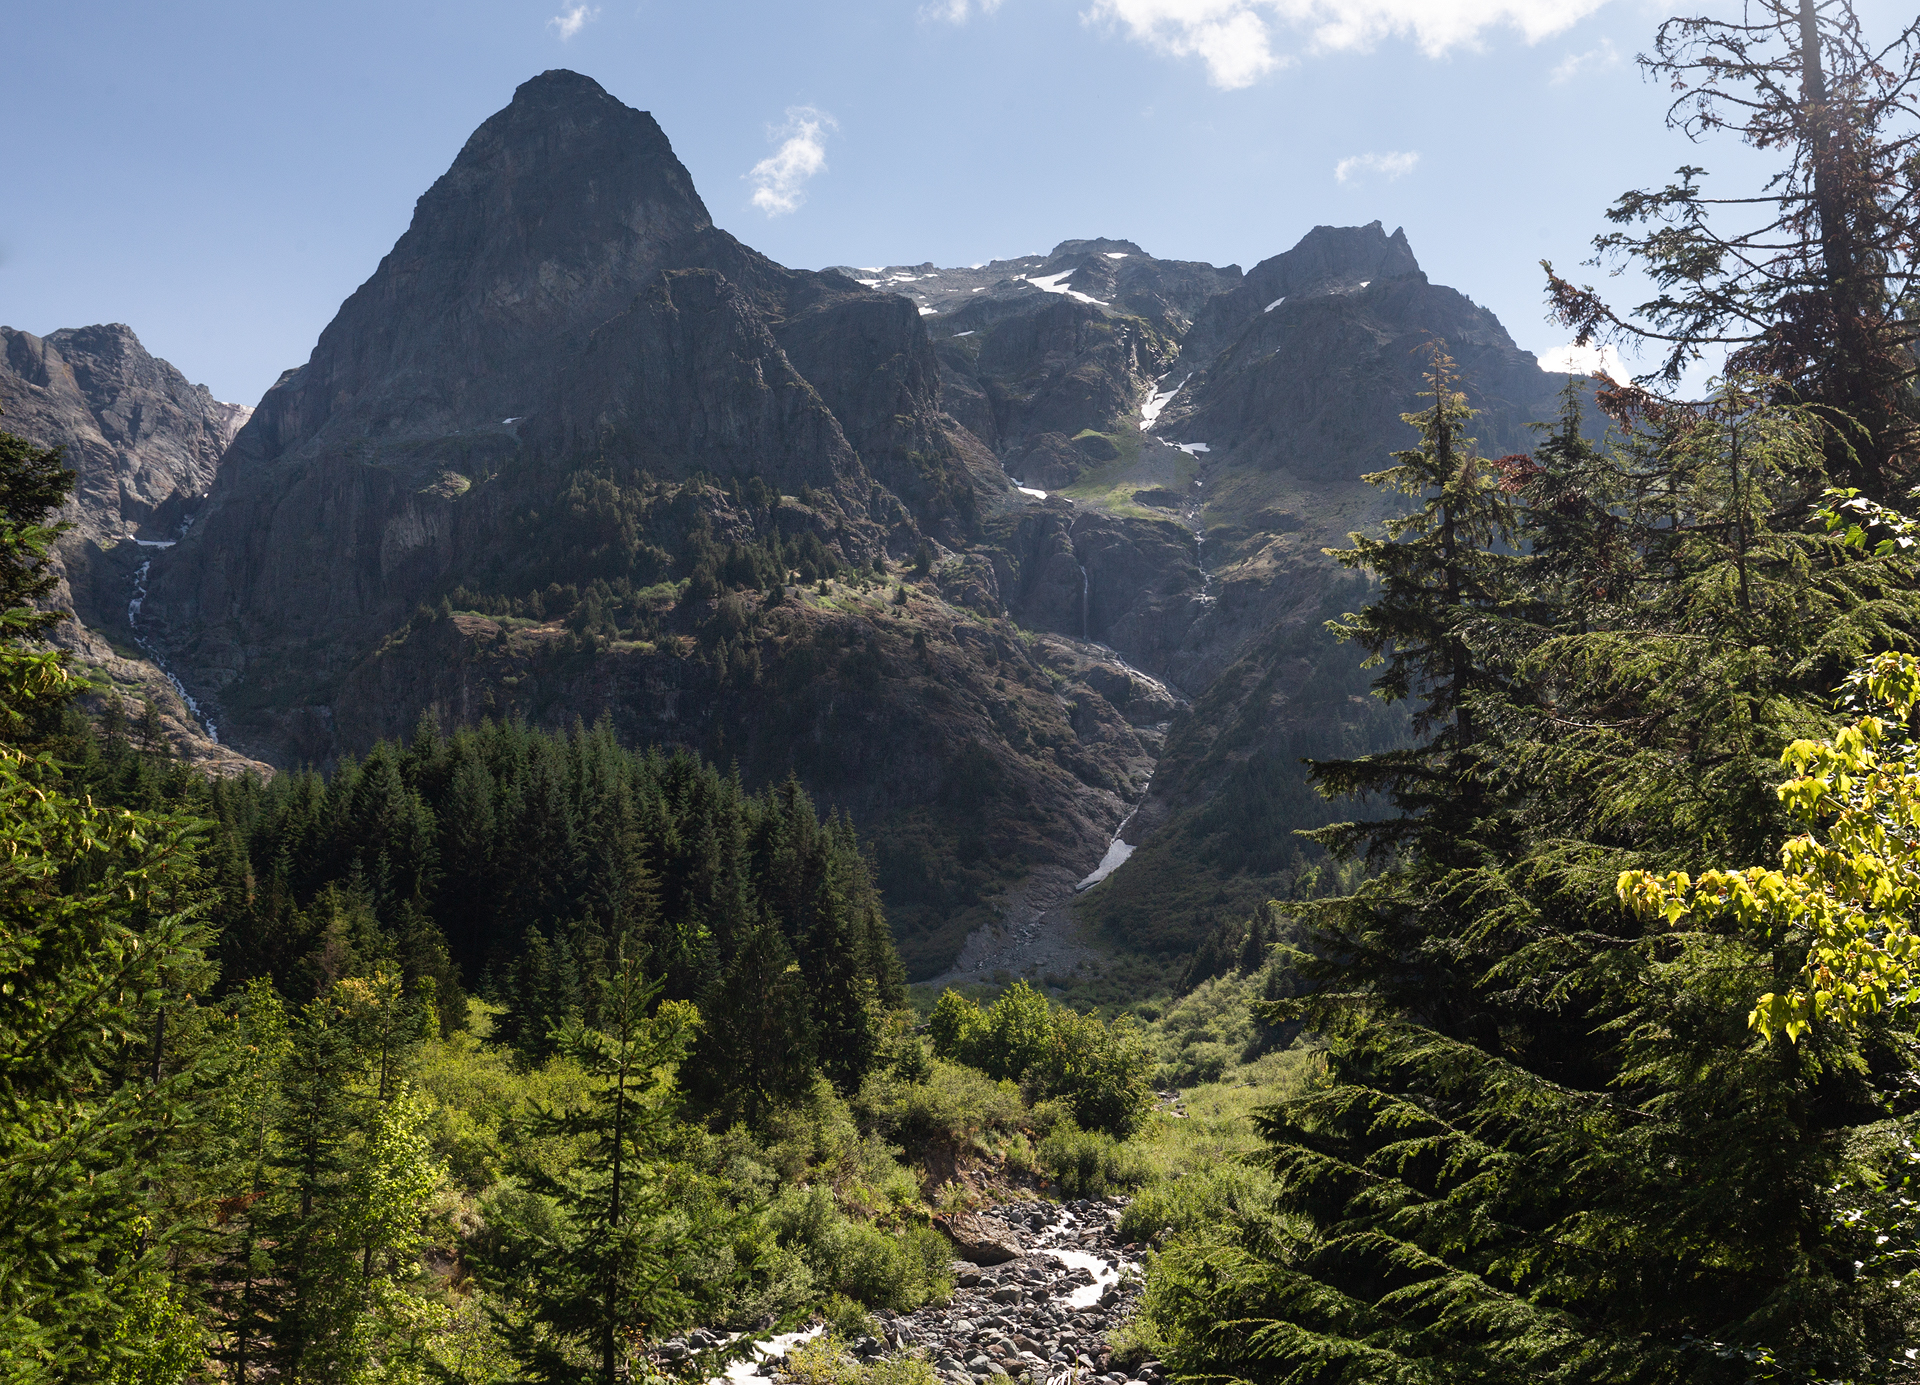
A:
855;1058;1024;1147
767;1186;952;1311
1116;1162;1276;1243
926;984;1154;1136
1037;1122;1149;1199
786;1335;941;1385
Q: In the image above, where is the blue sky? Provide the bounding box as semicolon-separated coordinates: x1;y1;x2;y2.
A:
8;0;1892;406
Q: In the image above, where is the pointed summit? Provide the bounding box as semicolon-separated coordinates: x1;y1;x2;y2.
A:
240;70;712;456
1244;221;1422;303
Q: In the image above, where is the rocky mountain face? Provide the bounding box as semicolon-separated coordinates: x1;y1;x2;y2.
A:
0;322;248;543
0;322;265;774
121;69;1583;977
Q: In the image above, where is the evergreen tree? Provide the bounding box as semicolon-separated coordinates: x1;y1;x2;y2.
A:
494;942;743;1384
0;425;212;1382
1136;378;1920;1383
1546;0;1920;494
686;918;816;1126
1314;340;1525;857
203;981;292;1385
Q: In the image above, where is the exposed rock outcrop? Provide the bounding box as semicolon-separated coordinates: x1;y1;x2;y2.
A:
942;1211;1024;1265
0;321;265;775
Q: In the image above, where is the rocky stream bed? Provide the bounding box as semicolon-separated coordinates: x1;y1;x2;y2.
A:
657;1199;1160;1385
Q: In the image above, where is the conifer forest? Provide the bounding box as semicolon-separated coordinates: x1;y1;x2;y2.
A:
11;1;1920;1382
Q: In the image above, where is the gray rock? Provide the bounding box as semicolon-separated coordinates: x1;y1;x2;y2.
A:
944;1213;1022;1266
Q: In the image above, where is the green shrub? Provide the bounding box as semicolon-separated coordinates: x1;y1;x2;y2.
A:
865;1357;939;1385
924;985;1154;1137
785;1333;864;1385
927;989;987;1063
785;1335;941;1385
768;1187;952;1311
1115;1162;1276;1243
1034;1009;1155;1137
821;1295;880;1341
1038;1122;1149;1199
856;1058;1024;1147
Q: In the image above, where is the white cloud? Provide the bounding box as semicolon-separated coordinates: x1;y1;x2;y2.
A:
748;108;837;216
1335;150;1419;183
925;0;1005;20
547;4;599;40
1538;341;1629;378
1084;0;1615;89
1549;36;1618;83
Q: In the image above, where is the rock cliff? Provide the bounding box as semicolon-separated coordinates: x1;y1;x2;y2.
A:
116;70;1592;974
0;321;265;775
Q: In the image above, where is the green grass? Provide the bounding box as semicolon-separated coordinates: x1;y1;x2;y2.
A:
1056;431;1201;524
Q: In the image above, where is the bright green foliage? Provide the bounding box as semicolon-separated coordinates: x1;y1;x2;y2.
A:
0;429;212;1384
764;1186;952;1311
1035;1123;1149;1199
925;983;1153;1136
1622;650;1920;1041
257;975;447;1384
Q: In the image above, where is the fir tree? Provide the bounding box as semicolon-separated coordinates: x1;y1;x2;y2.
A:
495;942;744;1384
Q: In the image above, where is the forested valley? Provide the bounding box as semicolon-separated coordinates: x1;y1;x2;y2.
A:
14;1;1920;1383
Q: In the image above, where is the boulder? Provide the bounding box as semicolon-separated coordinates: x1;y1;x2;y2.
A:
944;1212;1023;1265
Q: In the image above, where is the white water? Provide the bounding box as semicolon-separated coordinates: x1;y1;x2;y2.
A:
1038;1247;1122;1309
719;1326;825;1385
127;553;220;743
1077;561;1090;639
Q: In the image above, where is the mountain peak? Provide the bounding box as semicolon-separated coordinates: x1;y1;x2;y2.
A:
242;72;715;454
1247;221;1422;301
510;68;622;107
1049;237;1148;260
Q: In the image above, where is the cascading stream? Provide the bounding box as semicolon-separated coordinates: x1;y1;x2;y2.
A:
125;528;220;743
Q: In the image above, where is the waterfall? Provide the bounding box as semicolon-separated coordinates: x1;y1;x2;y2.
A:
127;551;219;744
1078;561;1090;640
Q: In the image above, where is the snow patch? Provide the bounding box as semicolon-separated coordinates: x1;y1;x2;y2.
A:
1170;441;1210;454
502;416;522;425
1103;252;1129;259
952;330;975;337
1360;280;1371;288
1026;269;1109;307
919;307;938;315
1140;375;1189;431
1264;297;1286;312
1077;837;1135;891
971;286;987;291
1016;485;1048;499
857;279;882;287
